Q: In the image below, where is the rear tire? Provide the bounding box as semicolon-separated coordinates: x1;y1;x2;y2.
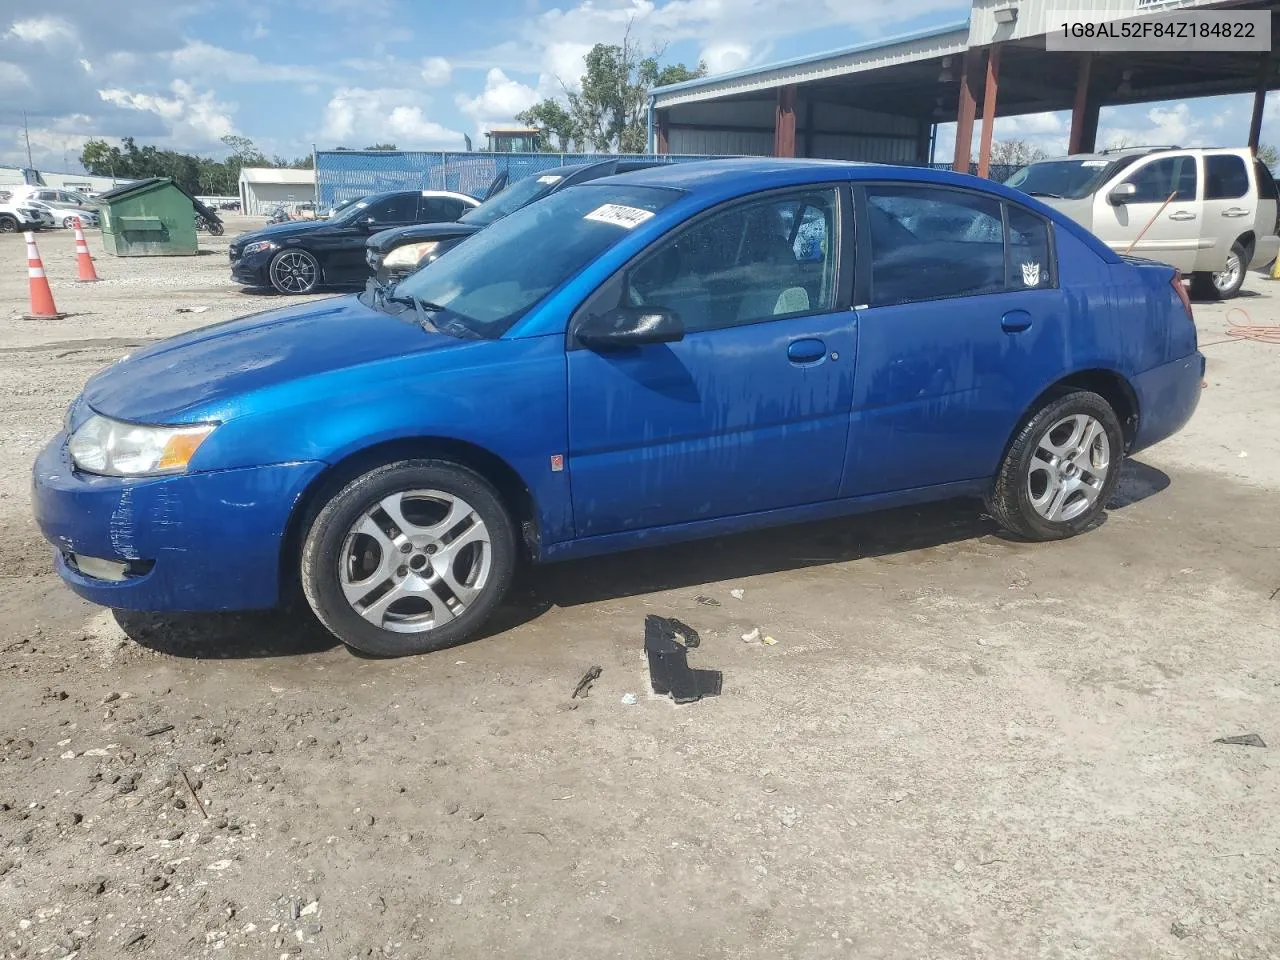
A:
300;459;517;657
987;390;1124;542
1191;241;1247;300
0;215;17;233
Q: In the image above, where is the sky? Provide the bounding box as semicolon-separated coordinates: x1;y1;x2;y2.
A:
2;0;1279;172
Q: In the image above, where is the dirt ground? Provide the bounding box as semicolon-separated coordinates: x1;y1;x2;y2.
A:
1;216;1279;960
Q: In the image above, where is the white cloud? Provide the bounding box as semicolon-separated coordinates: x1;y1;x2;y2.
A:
99;79;237;144
248;21;269;40
700;42;752;75
544;41;591;88
421;56;452;86
6;16;78;45
455;68;541;137
167;42;329;84
318;87;463;148
0;61;31;92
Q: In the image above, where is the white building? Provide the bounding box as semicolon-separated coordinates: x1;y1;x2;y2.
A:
0;167;135;196
238;167;316;215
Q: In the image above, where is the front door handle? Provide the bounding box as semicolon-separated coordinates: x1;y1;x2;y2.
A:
787;338;827;364
1169;211;1197;221
1222;207;1252;218
1001;309;1032;333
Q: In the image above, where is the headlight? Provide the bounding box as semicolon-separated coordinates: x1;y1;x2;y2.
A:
242;240;277;256
68;414;217;477
383;241;440;269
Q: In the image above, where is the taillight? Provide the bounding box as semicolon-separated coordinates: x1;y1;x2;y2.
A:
1171;269;1194;320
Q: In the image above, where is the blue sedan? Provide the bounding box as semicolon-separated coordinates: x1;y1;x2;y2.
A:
32;159;1203;656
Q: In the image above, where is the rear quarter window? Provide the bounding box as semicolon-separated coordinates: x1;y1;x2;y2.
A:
1254;160;1278;200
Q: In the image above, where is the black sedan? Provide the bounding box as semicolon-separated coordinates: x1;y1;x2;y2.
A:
365;158;661;285
230;189;478;294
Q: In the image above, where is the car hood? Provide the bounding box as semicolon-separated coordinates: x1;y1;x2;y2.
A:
83;295;464;423
232;219;333;246
1032;196;1093;230
367;221;483;254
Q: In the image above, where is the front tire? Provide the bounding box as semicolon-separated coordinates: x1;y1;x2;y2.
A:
268;248;321;294
300;460;517;656
987;390;1124;542
1191;241;1247;300
0;215;18;233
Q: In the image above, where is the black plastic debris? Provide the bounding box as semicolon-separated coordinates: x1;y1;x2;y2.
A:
694;595;720;607
1214;733;1267;748
572;665;602;699
644;615;720;704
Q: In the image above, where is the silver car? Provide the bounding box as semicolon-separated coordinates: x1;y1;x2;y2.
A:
1006;147;1280;300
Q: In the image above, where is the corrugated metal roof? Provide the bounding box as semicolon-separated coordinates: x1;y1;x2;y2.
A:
238;166;317;185
651;20;971;108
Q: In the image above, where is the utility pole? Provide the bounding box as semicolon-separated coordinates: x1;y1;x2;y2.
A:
23;112;33;169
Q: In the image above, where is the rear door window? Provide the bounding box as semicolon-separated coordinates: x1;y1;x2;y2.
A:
1205;155;1250;200
365;193;417;225
865;186;1006;306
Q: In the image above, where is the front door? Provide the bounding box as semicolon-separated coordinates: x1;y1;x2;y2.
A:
1092;153;1201;271
566;186;856;538
327;193;419;283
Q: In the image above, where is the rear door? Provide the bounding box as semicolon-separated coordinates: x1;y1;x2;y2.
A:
842;184;1066;497
1092;154;1200;271
1198;151;1255;273
418;195;468;224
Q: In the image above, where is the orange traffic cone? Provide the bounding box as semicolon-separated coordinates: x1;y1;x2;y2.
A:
24;232;66;321
72;217;99;282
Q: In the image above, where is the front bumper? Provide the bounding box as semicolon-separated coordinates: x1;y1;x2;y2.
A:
32;436;325;612
1130;352;1204;455
229;247;274;286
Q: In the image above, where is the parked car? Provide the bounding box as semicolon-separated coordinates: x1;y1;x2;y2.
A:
25;198;99;229
229;190;479;294
366;159;662;285
0;201;55;232
1005;146;1280;300
32;159;1203;656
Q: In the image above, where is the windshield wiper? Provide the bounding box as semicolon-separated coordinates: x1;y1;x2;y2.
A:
386;293;447;334
1027;191;1066;199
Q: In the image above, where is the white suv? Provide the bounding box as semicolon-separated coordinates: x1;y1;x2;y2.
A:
1006;147;1280;300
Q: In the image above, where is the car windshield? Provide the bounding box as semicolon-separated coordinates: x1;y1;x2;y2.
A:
459;172;568;227
391;184;681;339
1005;158;1121;200
330;196;376;223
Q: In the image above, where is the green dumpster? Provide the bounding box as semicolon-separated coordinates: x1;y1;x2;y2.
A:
96;177;199;256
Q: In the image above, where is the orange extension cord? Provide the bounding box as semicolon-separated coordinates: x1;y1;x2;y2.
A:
1200;307;1280;347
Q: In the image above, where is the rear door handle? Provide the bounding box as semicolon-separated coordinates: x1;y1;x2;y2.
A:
1222;207;1252;218
1001;309;1032;333
1169;211;1197;221
787;338;827;364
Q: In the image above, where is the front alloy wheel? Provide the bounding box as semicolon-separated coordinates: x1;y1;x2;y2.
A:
268;248;320;294
301;460;517;656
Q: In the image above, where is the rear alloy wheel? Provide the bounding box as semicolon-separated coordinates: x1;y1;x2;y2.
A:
62;216;78;228
1191;241;1247;301
0;215;17;233
987;390;1124;541
268;248;320;294
301;460;517;656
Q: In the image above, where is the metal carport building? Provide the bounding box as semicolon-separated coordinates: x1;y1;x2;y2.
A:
649;0;1280;177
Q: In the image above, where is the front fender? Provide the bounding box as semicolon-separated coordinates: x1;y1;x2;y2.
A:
190;335;573;543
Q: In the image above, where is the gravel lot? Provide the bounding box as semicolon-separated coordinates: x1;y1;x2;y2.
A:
1;218;1279;960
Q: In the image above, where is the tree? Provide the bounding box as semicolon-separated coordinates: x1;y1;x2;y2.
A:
515;100;577;152
984;139;1049;168
1258;143;1278;169
363;143;398;151
220;134;267;165
518;27;705;154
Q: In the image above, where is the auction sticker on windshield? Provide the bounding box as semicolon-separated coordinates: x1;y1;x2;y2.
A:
584;204;655;229
537;175;563;184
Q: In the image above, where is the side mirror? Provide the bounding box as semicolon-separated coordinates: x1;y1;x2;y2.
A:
577;306;684;350
1108;182;1137;205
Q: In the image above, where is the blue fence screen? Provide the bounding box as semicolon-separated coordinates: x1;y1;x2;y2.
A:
314;150;1022;207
